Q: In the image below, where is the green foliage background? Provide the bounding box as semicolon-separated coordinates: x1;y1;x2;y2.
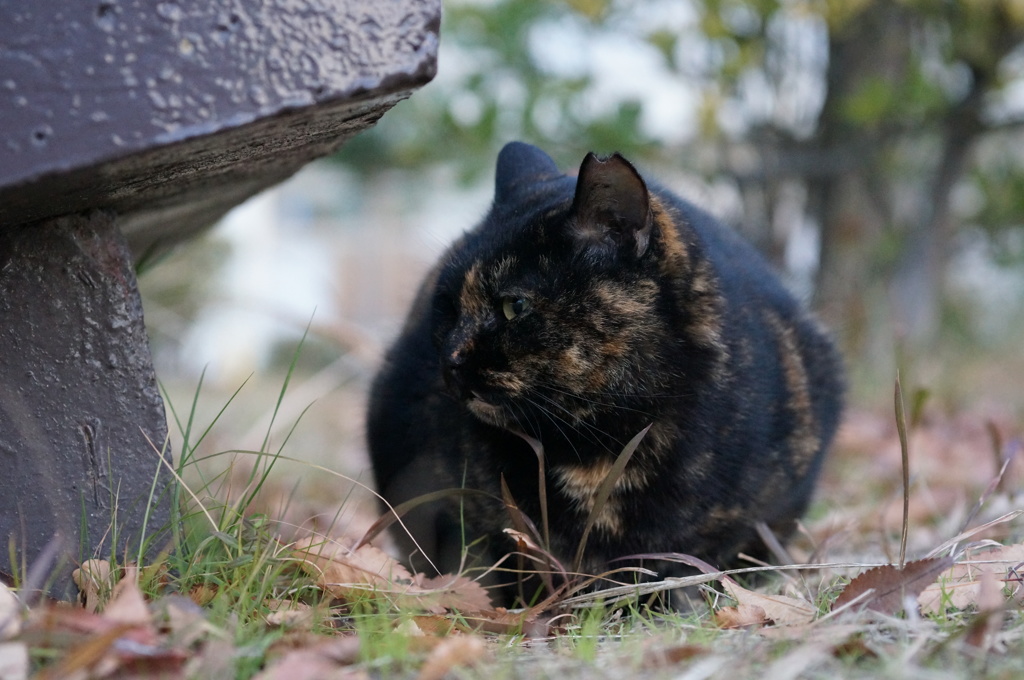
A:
335;0;1024;358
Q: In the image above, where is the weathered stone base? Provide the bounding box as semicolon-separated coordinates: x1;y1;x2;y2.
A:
0;213;172;598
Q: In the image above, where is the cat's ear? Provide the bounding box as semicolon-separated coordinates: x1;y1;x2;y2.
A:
571;152;652;259
495;142;561;205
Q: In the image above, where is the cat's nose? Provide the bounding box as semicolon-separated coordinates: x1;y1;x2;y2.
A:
442;350;471;400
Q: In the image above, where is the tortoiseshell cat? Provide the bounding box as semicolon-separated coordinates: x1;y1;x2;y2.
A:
367;142;844;604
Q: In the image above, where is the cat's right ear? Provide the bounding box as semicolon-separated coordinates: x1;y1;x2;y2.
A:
571;152;652;260
494;142;562;205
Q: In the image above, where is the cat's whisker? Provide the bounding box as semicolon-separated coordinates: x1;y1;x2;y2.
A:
536;379;696;402
523;390;625;454
520;395;587;463
509;400;542;440
533;381;661;421
545;389;655;419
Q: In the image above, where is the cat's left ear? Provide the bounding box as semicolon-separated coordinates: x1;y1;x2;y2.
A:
571;152;652;260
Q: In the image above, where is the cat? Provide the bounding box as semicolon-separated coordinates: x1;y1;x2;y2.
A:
367;141;844;605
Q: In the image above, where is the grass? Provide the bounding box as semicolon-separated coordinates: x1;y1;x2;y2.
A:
2;356;1023;680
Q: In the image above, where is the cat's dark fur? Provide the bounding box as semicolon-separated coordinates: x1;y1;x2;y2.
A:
367;142;844;603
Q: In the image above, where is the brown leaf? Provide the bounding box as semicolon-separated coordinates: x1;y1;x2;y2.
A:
151;595;212;648
293;535;493;614
255;636;364;680
293;536;413;596
33;623;137;680
24;602;111;638
832;556;955;615
24;603;159;646
721;580;816;626
106;647;189;680
72;560;114;614
187;635;236;679
416;635;489;680
410;615;463;636
26;599;181;680
503;528;546;555
102;574;152;626
919;543;1024;614
640;642;707;669
963;572;1005;652
55;600;187;679
714;604;771;629
462;605;550;637
264;600;316;629
830;636;878;661
406;574;493;614
189;583;218;607
254;649;362;680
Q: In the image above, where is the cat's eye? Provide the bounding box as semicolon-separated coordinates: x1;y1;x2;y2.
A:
501;296;531;321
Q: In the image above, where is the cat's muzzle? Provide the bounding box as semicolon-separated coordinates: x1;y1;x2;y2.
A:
442;355;510;426
442;351;473;401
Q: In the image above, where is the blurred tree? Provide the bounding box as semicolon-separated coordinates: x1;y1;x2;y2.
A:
335;0;665;177
334;0;1024;351
702;0;1024;347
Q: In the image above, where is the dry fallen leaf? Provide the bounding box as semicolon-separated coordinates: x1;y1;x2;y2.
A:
33;623;145;680
503;528;547;556
721;579;816;626
274;634;362;666
919;543;1024;614
293;536;413;594
102;573;152;626
832;556;954;615
395;618;427;638
830;635;879;661
264;599;317;629
416;635;489;680
640;641;707;669
410;615;462;636
186;634;237;680
188;583;218;607
292;535;493;614
253;651;370;680
962;571;1005;652
254;637;366;680
152;595;214;648
714;603;771;629
402;574;493;614
24;601;179;680
251;648;343;680
462;605;550;637
72;560;114;614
